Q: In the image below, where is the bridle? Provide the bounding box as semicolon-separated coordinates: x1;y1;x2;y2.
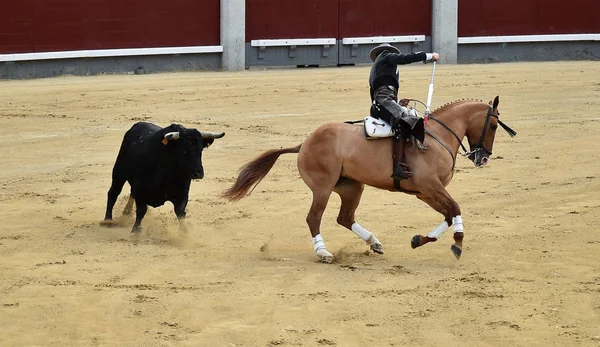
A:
466;105;499;158
430;105;516;157
406;99;517;168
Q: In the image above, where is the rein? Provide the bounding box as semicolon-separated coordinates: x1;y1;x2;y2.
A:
345;99;517;171
404;99;467;169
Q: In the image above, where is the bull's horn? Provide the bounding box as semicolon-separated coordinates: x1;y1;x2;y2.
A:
200;132;225;139
164;132;180;140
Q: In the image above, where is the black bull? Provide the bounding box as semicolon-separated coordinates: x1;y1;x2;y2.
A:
102;122;224;232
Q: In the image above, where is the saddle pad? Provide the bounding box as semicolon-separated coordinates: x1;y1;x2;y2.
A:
363;116;395;139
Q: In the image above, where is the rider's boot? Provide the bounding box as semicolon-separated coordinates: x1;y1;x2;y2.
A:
391;129;413;180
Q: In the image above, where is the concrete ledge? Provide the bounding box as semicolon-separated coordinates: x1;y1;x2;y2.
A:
250;39;336;47
458;34;600;44
458;41;600;63
0;46;224;63
337;37;432;65
342;35;426;45
0;53;221;79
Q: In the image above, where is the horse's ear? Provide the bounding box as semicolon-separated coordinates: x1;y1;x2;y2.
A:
493;95;500;110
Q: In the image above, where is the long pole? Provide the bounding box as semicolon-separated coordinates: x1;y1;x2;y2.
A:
425;61;437;117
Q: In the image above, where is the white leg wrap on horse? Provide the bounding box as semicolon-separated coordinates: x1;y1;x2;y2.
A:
312;234;326;251
367;234;381;246
351;223;372;241
313;234;333;259
427;221;449;239
452;215;464;233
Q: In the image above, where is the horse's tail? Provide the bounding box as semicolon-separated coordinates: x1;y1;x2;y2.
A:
222;144;302;202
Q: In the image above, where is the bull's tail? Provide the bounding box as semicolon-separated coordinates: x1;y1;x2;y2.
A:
222;144;302;202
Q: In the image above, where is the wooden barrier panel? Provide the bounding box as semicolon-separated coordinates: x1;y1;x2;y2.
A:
246;0;339;40
0;1;34;54
0;0;220;54
459;0;599;37
339;0;431;38
246;0;431;41
245;0;433;66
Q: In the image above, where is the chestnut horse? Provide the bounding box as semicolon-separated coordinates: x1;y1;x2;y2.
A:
223;96;516;263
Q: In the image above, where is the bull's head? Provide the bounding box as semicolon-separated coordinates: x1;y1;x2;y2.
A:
160;124;225;180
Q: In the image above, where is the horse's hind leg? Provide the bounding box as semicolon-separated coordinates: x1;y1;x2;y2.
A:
334;178;383;255
306;189;335;263
411;188;464;259
298;152;341;263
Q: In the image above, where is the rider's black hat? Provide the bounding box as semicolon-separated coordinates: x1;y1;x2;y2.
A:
369;43;401;62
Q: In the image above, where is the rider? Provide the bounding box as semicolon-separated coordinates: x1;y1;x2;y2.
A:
369;43;440;180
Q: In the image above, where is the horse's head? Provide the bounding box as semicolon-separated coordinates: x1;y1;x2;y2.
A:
465;96;517;166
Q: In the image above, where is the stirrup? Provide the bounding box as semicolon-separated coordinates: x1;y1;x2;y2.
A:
392;162;413;180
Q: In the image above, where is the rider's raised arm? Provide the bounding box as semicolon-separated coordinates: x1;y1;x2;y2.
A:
381;51;435;65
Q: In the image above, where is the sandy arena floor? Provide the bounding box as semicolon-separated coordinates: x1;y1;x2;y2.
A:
1;61;599;347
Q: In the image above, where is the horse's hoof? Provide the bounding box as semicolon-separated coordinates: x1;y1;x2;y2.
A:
451;244;462;259
411;235;421;249
370;243;384;255
320;255;334;264
317;249;334;264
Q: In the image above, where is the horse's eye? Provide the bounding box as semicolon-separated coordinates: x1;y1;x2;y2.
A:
490;124;498;130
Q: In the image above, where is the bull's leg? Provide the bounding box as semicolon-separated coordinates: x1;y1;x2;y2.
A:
122;192;134;216
173;195;189;232
333;178;383;254
412;188;464;259
132;197;147;233
103;177;126;222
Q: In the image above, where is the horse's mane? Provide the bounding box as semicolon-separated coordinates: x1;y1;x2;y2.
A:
432;98;483;115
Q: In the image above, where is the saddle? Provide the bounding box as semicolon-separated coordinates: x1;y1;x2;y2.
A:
364;100;420;186
364;99;417;139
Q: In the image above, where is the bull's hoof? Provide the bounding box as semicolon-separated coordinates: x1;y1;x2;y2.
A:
131;225;142;233
99;219;117;228
370;243;384;255
178;221;189;233
411;235;422;249
451;244;462;259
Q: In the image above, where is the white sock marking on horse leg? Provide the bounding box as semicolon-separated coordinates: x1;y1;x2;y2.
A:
452;215;464;233
427;221;449;239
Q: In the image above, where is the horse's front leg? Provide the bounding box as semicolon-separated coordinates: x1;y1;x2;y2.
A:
412;191;464;259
